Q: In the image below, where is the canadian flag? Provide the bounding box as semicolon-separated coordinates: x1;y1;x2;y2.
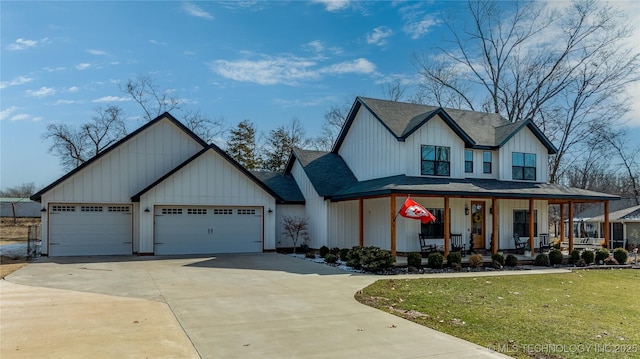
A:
399;197;436;224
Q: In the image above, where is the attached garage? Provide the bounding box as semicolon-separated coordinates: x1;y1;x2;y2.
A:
48;204;133;256
154;205;263;255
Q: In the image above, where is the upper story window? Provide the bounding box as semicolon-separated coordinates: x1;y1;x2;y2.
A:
464;150;473;173
483;151;492;174
421;145;450;176
512;152;536;181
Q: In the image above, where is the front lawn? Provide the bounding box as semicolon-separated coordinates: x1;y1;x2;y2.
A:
356;269;640;359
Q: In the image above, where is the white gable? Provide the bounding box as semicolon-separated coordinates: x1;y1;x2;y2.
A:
498;126;549;182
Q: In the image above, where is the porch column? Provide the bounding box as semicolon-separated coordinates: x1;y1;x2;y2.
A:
529;199;535;256
568;201;574;253
359;198;364;247
390;194;397;256
559;203;565;244
444;196;450;257
492;198;498;254
604;200;610;249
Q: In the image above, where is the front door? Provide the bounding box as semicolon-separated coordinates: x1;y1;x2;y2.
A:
471;201;485;250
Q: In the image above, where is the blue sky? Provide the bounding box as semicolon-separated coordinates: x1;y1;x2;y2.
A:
1;1;640;191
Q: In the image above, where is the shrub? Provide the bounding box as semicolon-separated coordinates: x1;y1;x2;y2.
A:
324;253;338;264
534;253;550;266
359;246;395;272
319;245;330;258
339;248;350;261
491;253;505;266
569;249;581;264
427;252;444;269
447;251;462;265
304;252;316;259
605;257;619;265
492;260;503;269
450;262;462;272
407;252;422;268
468;253;483;268
581;250;595;264
549;249;563;265
330;247;340;256
505;254;518;267
576;258;586;267
346;246;364;269
613;248;628;264
595;248;610;264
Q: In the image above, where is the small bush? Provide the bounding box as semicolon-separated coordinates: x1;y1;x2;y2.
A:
549;249;563;265
346;246;364;269
304;252;316;259
491;253;505;266
427;252;444;269
447;251;462;265
569;249;581;264
319;245;330;258
534;253;550;266
339;248;350;260
505;254;518;267
450;262;462;271
469;253;484;268
324;253;338;264
492;260;503;269
359;246;395;272
330;247;340;256
407;252;423;268
581;250;595;264
575;258;586;267
613;248;628;264
595;248;610;264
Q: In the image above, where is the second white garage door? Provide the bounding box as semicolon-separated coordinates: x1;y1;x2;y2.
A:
154;206;263;255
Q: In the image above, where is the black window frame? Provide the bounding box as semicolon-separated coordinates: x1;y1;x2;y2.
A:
420;208;450;239
483;151;492;174
513;209;538;237
421;145;450;177
512;152;536;181
464;149;473;173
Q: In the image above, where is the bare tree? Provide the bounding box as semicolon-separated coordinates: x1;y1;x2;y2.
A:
121;75;180;122
183;110;226;145
414;0;640;183
44;106;128;170
282;216;309;253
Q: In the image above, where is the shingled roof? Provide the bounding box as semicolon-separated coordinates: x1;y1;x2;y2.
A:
250;171;305;204
333;97;557;154
285;148;358;198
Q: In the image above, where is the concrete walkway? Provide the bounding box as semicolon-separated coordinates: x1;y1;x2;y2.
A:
0;253;546;359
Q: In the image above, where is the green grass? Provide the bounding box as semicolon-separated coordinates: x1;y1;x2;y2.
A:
356;269;640;359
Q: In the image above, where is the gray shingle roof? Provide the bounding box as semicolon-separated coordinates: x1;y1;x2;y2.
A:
250;171;305;204
290;148;358;197
328;175;620;202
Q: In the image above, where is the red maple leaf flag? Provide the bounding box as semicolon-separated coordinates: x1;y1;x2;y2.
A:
399;197;436;224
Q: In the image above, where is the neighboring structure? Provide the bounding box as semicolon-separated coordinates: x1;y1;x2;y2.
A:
32;97;619;257
0;198;40;218
571;198;640;250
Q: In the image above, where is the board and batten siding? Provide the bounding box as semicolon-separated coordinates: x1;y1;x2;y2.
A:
327;200;359;249
498;127;549;182
465;149;499;179
275;204;305;248
39;117;205;254
496;199;548;250
290;160;328;249
137;149;276;254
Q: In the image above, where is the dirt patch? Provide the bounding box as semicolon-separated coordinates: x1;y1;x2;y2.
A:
1;218;39;278
0;256;29;279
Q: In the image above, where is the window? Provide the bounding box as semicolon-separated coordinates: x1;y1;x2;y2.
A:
237;209;256;215
513;210;538;237
213;209;232;215
161;208;182;215
108;206;130;213
52;205;75;212
420;208;449;239
512;152;536;180
81;206;103;212
464;150;473;173
187;208;207;215
421;145;450;176
483;151;492;174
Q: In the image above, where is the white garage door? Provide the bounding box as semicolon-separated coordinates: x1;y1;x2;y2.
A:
154;206;263;255
49;204;133;256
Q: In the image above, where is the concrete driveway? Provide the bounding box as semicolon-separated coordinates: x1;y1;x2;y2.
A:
2;253;511;358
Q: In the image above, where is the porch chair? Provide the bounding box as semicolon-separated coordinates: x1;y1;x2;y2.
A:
539;233;550;253
418;233;439;257
450;233;466;257
513;233;527;253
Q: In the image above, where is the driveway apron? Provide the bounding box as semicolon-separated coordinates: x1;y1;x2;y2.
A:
4;253;510;358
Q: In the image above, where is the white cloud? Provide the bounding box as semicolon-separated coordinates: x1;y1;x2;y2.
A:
305;40;325;53
366;26;393;46
0;106;19;121
43;66;66;72
86;49;107;55
8;114;31;122
211;57;319;85
321;58;376;75
53;99;76;105
149;39;166;45
182;3;214;20
75;63;91;70
6;37;49;51
404;15;440;39
25;86;56;97
91;96;131;103
66;86;79;93
0;76;34;89
312;0;350;12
